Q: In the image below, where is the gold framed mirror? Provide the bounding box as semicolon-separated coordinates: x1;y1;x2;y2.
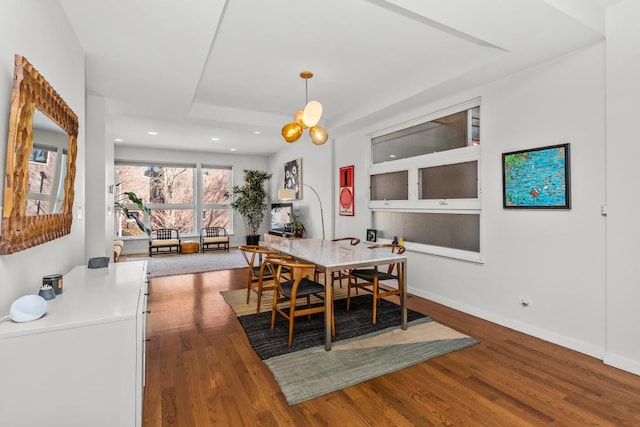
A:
1;55;79;254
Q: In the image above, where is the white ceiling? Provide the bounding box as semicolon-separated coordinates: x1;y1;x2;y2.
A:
59;0;611;156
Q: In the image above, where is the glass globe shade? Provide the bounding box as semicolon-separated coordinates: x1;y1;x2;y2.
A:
302;100;323;127
281;122;303;143
309;125;328;145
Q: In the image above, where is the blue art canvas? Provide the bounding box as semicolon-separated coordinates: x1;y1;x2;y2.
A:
502;143;571;209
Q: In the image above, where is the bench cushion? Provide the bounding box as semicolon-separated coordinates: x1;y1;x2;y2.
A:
203;236;229;244
151;239;180;247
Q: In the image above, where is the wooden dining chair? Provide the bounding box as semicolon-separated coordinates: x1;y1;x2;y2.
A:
267;257;335;346
328;237;360;288
314;237;361;287
240;245;281;314
347;243;405;324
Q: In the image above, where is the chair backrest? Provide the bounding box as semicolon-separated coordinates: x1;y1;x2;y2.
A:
239;245;278;269
332;237;360;245
202;226;227;237
367;243;405;275
264;257;317;296
153;228;179;240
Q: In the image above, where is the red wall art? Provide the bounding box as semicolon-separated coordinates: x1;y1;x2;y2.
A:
339;165;354;216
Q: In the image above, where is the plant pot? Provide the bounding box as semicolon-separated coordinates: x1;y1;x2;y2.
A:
246;234;260;245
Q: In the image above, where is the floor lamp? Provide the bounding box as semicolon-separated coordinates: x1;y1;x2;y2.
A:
278;184;325;240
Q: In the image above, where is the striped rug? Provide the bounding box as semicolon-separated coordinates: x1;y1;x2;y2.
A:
221;288;478;405
266;318;478;405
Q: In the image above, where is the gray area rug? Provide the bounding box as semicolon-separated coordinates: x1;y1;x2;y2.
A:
226;293;478;405
265;317;478;405
142;250;247;278
237;295;427;359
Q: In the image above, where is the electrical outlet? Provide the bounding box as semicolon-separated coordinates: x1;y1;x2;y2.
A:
520;298;531;307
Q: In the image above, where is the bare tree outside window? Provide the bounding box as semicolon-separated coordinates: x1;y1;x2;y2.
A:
115;163;232;237
202;167;231;229
116;164;194;234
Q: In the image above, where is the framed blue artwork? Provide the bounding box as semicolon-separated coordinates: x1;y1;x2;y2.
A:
502;143;571;209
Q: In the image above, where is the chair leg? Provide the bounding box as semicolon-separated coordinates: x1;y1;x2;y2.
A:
331;271;342;287
256;274;272;314
256;280;263;314
288;300;296;346
270;292;278;331
246;273;253;304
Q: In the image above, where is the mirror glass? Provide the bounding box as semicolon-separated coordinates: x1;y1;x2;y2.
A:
27;110;68;215
0;55;78;254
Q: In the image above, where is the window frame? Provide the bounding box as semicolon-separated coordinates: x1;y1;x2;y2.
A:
114;162;234;239
367;98;483;263
26;143;67;215
199;164;233;234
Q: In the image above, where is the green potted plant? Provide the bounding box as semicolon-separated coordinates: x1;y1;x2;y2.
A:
115;191;151;236
287;212;305;238
227;169;272;245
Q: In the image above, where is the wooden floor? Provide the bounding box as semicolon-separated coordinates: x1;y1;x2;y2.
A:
141;266;640;426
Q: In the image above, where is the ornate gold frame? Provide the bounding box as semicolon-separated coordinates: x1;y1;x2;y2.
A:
1;55;78;254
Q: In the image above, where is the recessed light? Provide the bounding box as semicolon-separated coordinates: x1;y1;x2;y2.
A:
253;131;261;135
389;154;396;158
211;137;220;141
114;138;124;142
147;131;158;135
229;148;237;151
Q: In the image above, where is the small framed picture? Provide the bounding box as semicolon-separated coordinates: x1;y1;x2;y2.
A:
284;158;302;200
366;229;377;242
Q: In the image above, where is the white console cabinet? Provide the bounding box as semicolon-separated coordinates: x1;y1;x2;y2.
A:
0;261;148;427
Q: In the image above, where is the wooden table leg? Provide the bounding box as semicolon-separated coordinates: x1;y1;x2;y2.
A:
401;260;407;330
324;268;333;350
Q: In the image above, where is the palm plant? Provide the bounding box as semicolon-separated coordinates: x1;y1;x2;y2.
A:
115;191;151;235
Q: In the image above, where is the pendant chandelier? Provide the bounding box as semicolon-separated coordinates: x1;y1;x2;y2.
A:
281;71;328;145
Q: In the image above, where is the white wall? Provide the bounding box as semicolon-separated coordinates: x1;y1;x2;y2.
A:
85;95;115;260
114;145;268;251
605;0;640;375
335;42;608;359
0;1;85;312
333;133;370;242
267;138;333;240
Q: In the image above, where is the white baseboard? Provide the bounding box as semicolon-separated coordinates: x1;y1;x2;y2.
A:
603;352;640;376
410;287;604;360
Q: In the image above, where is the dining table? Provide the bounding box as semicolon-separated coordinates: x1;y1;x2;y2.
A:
263;238;408;350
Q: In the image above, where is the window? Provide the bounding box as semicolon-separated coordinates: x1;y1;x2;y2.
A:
26;143;67;216
115;163;232;238
419;161;478;200
201;166;231;229
370;171;408;201
115;163;195;236
368;100;481;262
372;108;477;164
